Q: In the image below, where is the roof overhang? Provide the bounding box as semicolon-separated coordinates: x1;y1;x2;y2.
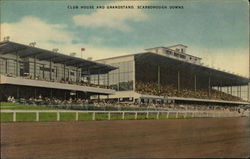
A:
134;52;249;86
0;41;117;74
0;75;115;95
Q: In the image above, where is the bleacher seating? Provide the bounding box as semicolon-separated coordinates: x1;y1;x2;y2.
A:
136;81;243;102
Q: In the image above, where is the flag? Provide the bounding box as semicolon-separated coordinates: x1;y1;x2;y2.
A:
81;48;85;51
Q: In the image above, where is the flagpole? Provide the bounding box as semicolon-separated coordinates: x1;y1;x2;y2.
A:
81;48;85;58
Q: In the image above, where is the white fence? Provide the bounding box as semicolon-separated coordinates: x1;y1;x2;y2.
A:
1;110;246;122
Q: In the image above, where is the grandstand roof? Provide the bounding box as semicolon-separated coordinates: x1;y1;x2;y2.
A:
0;41;116;74
135;52;249;86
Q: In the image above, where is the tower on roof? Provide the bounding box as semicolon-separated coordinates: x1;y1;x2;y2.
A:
167;44;187;53
145;44;201;65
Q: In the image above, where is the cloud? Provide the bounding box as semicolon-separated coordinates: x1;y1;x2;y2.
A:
189;47;249;77
73;1;149;32
0;16;141;60
1;16;248;77
1;16;76;45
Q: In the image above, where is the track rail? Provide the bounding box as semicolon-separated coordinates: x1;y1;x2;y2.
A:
1;110;246;122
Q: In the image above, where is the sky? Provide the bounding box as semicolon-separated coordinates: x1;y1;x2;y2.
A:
0;0;249;77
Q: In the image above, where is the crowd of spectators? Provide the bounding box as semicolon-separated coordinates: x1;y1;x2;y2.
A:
7;95;249;113
136;81;243;102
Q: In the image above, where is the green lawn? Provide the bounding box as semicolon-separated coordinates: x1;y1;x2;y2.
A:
0;111;200;122
0;102;201;122
16;113;36;122
0;113;13;122
39;113;57;122
78;113;93;121
110;113;123;120
60;112;76;121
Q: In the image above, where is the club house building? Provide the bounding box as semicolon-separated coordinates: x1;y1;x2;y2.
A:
0;40;116;101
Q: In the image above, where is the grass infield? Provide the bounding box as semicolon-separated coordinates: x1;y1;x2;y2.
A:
0;112;196;122
0;102;198;122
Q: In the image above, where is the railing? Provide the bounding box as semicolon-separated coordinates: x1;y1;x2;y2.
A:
1;110;246;122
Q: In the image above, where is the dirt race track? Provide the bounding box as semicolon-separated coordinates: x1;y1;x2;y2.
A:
1;118;250;159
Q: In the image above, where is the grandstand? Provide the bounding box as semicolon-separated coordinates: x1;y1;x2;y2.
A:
0;40;116;102
0;41;249;107
96;44;249;106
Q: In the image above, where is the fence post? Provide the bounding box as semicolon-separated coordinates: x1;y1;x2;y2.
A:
167;112;169;119
175;112;178;118
57;112;60;121
157;112;159;119
146;112;149;119
36;112;39;122
184;112;187;118
76;112;79;121
122;112;125;120
13;112;16;122
135;112;138;120
108;112;111;120
92;112;96;120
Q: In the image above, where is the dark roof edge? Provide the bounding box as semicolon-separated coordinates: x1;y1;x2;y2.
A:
0;41;116;70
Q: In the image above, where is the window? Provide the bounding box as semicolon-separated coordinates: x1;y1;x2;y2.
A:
166;50;172;55
70;71;75;76
174;53;179;57
180;55;186;59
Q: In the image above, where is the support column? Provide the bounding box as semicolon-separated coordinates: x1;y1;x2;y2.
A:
208;76;211;98
16;86;19;99
16;51;19;76
248;83;250;102
50;89;52;98
42;65;45;79
132;60;136;91
5;60;8;74
230;86;233;95
34;56;37;79
88;69;91;84
157;65;161;91
63;64;66;81
79;68;82;82
68;69;71;81
98;70;100;86
239;85;241;98
107;72;109;88
49;58;52;81
34;88;37;99
219;85;222;97
194;74;197;93
237;86;239;97
117;68;120;91
177;71;180;93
